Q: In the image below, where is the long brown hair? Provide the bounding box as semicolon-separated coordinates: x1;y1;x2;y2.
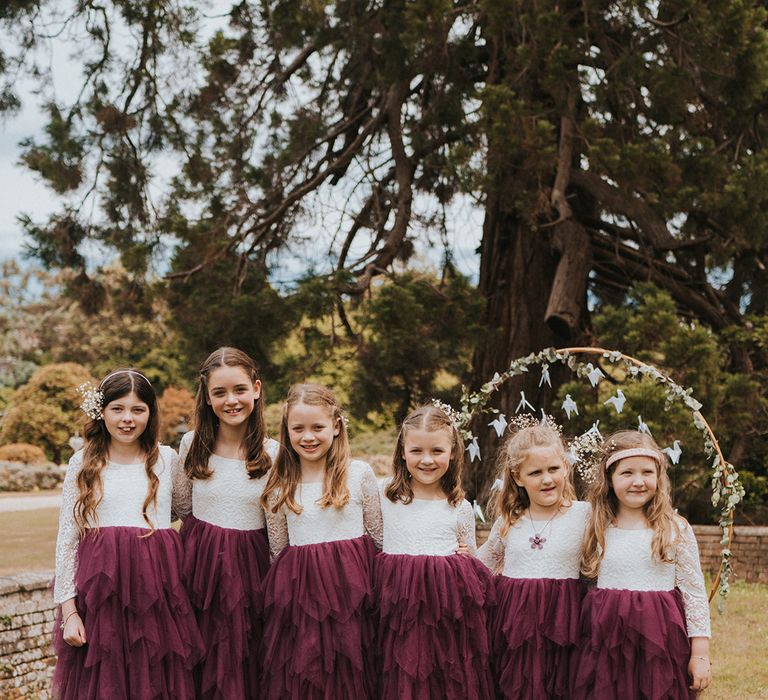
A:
492;425;575;538
75;369;160;536
581;430;680;579
386;405;465;507
261;384;350;515
185;347;271;480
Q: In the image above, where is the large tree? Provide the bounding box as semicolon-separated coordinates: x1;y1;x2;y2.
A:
4;0;768;497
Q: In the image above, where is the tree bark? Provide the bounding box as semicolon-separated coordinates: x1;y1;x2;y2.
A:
466;188;586;504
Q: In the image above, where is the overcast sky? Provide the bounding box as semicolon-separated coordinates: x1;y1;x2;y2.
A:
0;9;483;281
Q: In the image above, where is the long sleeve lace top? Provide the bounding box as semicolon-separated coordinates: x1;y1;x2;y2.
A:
596;520;711;638
264;459;383;559
173;431;279;530
380;479;477;556
54;445;180;604
478;501;591;579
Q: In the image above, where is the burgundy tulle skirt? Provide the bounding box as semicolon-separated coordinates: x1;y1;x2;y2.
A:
260;535;376;699
180;515;270;700
374;552;495;700
52;526;204;700
571;587;693;700
490;576;584;700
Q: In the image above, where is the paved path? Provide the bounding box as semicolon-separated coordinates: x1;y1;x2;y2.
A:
0;494;61;512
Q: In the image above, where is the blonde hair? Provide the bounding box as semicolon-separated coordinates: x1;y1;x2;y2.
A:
261;384;350;515
493;425;575;538
581;430;680;579
386;405;465;507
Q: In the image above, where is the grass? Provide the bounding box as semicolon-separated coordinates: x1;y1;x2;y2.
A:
708;582;768;699
1;504;766;698
0;507;58;577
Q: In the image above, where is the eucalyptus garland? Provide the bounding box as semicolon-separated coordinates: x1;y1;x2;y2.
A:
454;346;743;608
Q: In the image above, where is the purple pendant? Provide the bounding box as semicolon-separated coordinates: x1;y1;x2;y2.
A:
529;534;546;550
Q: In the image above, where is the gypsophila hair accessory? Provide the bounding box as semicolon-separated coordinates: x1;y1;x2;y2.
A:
508;412;562;434
78;382;104;420
429;399;465;429
566;430;605;484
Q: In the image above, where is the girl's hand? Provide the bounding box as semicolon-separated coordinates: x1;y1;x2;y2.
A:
62;611;86;647
455;542;470;557
688;654;711;692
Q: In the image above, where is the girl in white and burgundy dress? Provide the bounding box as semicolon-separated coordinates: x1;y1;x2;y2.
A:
175;347;278;699
53;369;202;699
259;383;383;699
478;424;589;700
375;404;495;700
572;430;712;699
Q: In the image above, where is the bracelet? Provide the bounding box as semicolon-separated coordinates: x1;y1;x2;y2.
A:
60;611;79;631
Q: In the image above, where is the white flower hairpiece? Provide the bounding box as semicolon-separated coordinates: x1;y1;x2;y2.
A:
429;399;465;429
78;382;104;421
567;430;605;484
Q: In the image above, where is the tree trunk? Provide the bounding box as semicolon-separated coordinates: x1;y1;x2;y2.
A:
465;189;588;504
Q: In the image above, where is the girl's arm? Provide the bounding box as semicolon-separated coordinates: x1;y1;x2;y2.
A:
54;454;87;646
674;518;712;691
456;500;478;556
170;448;192;522
477;517;505;573
264;499;290;560
54;454;81;605
360;464;383;550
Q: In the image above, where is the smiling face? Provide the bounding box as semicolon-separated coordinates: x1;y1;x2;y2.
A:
286;401;340;469
103;391;150;448
610;455;659;513
514;445;568;512
402;427;454;495
206;365;261;429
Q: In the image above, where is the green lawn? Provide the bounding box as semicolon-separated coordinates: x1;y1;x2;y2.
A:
0;507;58;576
1;505;766;697
709;582;768;699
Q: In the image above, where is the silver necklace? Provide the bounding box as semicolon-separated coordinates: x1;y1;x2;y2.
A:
527;508;559;550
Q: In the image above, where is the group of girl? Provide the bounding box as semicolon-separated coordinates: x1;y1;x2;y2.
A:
53;345;712;699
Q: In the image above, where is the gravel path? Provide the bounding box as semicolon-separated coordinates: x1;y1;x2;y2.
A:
0;494;61;512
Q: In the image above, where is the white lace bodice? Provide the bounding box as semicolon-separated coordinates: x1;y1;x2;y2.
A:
174;431;278;530
597;520;711;637
381;480;477;556
54;445;180;604
264;459;383;558
478;501;591;579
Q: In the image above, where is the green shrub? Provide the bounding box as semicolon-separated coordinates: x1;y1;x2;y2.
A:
1;363;95;463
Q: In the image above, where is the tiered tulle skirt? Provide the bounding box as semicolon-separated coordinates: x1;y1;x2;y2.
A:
260;535;376;699
180;515;270;700
375;552;495;700
571;588;693;700
490;576;584;700
52;526;204;700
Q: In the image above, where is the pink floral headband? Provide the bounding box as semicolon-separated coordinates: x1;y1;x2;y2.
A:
605;447;661;470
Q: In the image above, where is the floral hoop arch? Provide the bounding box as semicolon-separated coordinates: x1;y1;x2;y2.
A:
458;346;744;607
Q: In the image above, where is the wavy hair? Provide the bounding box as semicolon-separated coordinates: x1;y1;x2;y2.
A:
185;347;271;480
75;369;159;536
492;425;575;538
261;384;350;515
386;405;465;507
581;430;680;579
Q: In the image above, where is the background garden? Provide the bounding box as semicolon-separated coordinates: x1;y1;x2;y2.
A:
1;1;768;697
